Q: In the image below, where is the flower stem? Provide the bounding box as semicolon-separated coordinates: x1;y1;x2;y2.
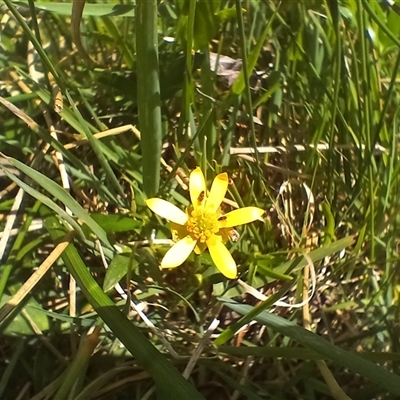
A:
194;253;202;274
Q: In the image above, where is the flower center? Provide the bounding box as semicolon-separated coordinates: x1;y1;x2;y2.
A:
186;208;219;243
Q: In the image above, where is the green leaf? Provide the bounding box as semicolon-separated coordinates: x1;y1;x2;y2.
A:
104;254;138;293
1;295;49;335
193;1;219;49
10;1;136;17
215;7;237;21
90;213;142;233
29;307;97;328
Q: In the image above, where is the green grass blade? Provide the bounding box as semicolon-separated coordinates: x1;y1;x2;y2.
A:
3;1;136;17
136;0;162;197
221;299;400;396
274;236;355;278
0;339;24;397
65;90;126;201
0;200;41;301
2;157;111;247
41;208;205;400
3;0;61;82
215;281;295;345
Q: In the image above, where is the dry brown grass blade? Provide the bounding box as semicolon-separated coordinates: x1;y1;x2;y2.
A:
0;231;74;323
71;0;98;65
0;96;38;130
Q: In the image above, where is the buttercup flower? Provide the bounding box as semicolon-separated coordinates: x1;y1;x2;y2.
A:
146;167;264;279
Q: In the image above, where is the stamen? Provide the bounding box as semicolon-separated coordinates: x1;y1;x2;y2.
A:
186;208;220;243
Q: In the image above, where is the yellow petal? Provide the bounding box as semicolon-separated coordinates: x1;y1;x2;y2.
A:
170;222;189;242
223;207;264;227
146;198;188;225
207;236;237;279
161;236;197;269
206;172;228;212
189;167;206;209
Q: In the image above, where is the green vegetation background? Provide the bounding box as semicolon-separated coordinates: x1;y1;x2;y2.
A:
0;0;400;399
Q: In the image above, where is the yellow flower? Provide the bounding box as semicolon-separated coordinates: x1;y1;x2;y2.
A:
146;167;264;279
